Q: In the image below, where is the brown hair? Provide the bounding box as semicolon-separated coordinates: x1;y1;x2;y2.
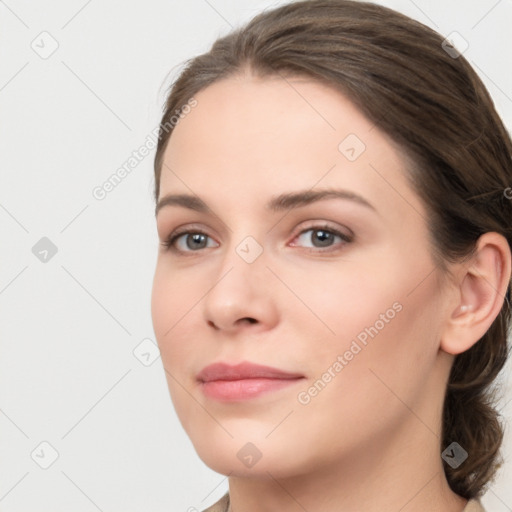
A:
153;0;512;499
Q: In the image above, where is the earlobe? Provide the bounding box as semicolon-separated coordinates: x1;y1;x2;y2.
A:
441;232;511;356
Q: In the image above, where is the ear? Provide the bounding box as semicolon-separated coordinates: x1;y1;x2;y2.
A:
440;232;511;355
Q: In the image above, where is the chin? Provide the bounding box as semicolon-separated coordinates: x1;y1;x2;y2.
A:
188;429;313;480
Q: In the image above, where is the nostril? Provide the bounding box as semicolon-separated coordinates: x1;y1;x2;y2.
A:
207;318;257;330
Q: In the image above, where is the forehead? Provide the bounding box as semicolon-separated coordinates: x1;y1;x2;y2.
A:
159;74;425;223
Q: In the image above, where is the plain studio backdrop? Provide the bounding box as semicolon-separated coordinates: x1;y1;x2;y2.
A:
1;0;511;511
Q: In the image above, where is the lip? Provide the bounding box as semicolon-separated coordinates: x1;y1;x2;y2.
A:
197;362;305;401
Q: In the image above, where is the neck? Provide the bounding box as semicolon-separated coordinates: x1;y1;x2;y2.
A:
227;414;467;512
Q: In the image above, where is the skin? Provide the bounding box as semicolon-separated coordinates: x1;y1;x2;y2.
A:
151;70;511;512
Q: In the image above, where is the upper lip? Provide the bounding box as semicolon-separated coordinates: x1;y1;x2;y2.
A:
197;362;304;382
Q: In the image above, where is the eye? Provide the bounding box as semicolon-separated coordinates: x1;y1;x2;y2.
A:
161;229;218;253
290;224;353;251
161;223;353;254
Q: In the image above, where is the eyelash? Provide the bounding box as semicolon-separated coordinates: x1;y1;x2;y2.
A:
160;223;353;255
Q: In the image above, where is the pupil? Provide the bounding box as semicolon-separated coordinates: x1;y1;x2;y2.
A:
188;233;206;249
314;230;332;247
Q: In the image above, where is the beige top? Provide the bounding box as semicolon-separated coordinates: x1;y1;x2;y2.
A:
201;492;486;512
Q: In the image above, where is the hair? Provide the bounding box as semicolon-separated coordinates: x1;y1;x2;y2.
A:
153;0;512;500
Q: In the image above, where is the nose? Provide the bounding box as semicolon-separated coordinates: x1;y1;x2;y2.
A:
202;246;279;334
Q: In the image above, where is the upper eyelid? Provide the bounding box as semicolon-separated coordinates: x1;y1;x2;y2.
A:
168;220;350;239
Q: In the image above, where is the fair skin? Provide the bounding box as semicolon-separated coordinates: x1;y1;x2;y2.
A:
151;71;511;512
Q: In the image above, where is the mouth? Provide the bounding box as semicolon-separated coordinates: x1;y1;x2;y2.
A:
197;361;305;401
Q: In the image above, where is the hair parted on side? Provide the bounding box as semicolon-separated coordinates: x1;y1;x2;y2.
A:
153;0;512;500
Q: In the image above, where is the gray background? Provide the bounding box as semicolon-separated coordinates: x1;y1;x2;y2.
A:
1;0;511;510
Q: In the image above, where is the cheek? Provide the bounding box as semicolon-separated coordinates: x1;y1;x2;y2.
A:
293;262;400;347
151;265;194;365
151;271;201;427
151;263;195;333
151;266;172;344
302;259;441;405
280;296;440;467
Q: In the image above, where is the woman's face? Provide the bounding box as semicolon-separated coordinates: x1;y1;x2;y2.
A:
151;73;454;477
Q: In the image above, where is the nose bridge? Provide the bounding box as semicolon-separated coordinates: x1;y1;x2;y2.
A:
202;230;274;330
233;233;265;266
214;232;267;298
214;209;268;272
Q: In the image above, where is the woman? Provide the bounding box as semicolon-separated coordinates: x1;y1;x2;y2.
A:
150;1;512;511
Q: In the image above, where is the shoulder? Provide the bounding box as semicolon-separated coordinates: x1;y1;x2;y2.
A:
201;492;229;512
463;499;486;512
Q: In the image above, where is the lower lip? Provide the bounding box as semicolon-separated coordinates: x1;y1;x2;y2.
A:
200;377;304;401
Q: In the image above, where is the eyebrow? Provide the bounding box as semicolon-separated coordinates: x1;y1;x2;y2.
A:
155;188;376;217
